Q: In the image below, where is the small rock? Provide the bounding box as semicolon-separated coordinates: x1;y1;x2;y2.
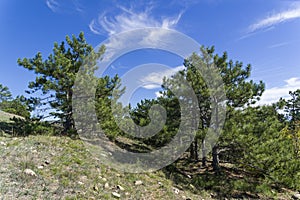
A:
102;177;107;182
44;160;50;165
134;180;143;186
80;175;88;182
0;141;6;146
187;174;192;179
189;184;195;189
293;193;300;199
93;185;99;191
78;181;84;185
116;173;121;177
104;182;110;189
158;181;163;187
112;192;121;198
125;192;130;196
24;169;37;177
173;187;180;195
117;185;125;191
37;165;44;169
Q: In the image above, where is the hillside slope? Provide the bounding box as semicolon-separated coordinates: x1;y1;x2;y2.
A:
0;135;213;200
0;110;23;122
0;126;298;200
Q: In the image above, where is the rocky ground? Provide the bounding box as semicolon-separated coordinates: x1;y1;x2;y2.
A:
0;135;211;199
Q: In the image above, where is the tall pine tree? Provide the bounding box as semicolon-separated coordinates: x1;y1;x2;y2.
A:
18;32;105;134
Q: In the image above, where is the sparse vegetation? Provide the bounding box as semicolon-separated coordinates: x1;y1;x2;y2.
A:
1;32;300;199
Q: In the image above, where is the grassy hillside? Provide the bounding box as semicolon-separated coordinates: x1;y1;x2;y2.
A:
0;110;23;123
0;134;296;199
0;135;212;199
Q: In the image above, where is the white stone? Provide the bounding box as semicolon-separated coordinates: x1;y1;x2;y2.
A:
37;165;44;169
77;181;84;185
173;187;180;194
112;192;121;198
117;185;125;191
104;182;110;189
24;169;37;177
293;193;300;199
134;180;143;186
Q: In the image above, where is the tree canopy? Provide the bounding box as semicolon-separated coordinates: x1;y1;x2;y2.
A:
17;32;105;134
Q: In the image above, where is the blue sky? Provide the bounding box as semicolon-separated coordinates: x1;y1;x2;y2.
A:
1;0;300;106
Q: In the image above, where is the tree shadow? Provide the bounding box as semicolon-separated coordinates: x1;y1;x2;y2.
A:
162;159;262;199
0;121;15;136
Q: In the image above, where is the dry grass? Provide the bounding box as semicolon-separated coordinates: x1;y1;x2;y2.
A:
0;135;208;199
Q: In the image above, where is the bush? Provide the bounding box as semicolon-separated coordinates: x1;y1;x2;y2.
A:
10;117;58;136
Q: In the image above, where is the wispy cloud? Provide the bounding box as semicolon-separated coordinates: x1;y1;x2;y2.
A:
268;39;300;48
89;4;186;63
46;0;59;12
89;20;101;34
258;77;300;105
237;26;275;41
268;42;290;49
89;6;183;35
139;66;184;89
248;4;300;33
45;0;83;13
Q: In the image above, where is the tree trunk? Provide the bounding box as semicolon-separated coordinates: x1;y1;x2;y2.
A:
190;142;194;160
212;97;220;172
202;139;207;167
64;89;75;134
64;112;74;133
194;139;199;161
212;145;220;172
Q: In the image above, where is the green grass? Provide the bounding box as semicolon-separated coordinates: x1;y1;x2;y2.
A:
0;110;23;122
0;135;209;199
0;116;295;200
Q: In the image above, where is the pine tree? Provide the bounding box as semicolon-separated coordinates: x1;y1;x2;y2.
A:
0;83;12;102
163;46;265;171
282;89;300;157
233;105;300;190
94;75;125;140
17;32;105;134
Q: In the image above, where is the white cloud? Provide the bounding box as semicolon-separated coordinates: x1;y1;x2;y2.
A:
90;6;185;63
140;66;184;89
268;42;290;49
46;0;83;13
46;0;59;12
143;84;162;89
89;6;183;36
258;77;300;105
89;20;101;35
248;4;300;33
